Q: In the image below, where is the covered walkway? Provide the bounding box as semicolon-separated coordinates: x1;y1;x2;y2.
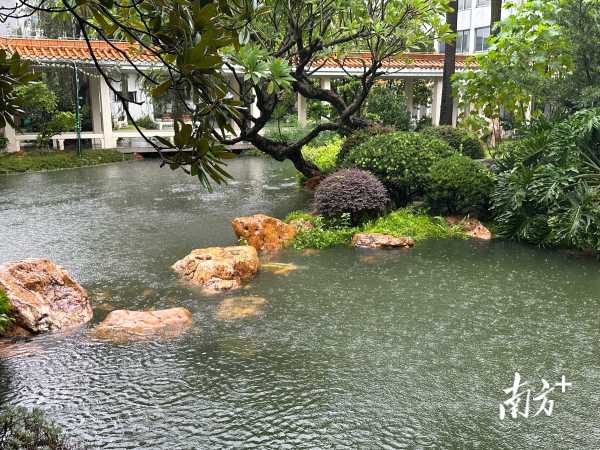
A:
0;37;474;152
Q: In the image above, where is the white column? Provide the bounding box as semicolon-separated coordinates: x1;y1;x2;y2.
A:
99;77;116;148
452;99;459;126
404;79;414;119
319;77;332;121
4;122;19;152
89;76;103;148
431;79;443;126
250;96;260;119
297;93;307;127
227;75;241;136
524;98;533;121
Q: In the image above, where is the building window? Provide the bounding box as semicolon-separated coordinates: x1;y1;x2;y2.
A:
457;30;470;53
475;26;490;52
458;0;472;10
128;91;137;103
476;0;490;6
438;30;470;54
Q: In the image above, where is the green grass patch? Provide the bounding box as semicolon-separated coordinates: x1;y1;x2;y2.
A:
0;149;132;174
285;211;358;249
362;208;467;241
285;208;467;249
0;289;13;333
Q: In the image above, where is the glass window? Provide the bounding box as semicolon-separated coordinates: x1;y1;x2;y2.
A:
458;0;472;10
476;0;490;6
475;26;490;52
457;30;470;53
438;30;470;54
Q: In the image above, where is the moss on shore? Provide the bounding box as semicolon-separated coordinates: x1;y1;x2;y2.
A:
285;208;467;250
0;149;132;174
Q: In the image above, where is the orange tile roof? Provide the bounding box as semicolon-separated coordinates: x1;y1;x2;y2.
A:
314;52;473;71
0;37;475;72
0;37;157;64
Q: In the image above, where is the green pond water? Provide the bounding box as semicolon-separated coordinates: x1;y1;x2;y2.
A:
0;158;599;449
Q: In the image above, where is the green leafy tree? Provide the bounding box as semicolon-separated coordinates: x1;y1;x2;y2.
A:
366;82;411;131
0;50;36;129
455;0;600;127
15;82;75;147
2;0;450;186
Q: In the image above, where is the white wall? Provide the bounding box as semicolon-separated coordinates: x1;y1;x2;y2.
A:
440;0;523;55
109;72;154;124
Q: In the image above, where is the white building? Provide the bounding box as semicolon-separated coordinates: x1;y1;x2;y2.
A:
439;0;522;55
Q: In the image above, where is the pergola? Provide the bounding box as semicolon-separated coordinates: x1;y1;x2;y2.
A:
0;37;473;153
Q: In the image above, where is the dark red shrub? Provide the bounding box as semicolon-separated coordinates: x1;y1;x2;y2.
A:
314;168;390;225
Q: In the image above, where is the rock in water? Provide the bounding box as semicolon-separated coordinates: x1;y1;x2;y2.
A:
172;246;259;292
445;216;492;240
261;262;300;275
351;233;415;249
92;308;192;342
231;214;296;252
0;258;92;335
216;296;266;321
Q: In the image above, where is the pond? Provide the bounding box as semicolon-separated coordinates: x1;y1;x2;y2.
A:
0;158;599;449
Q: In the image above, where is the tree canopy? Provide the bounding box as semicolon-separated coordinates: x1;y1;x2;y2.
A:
455;0;600;126
1;0;450;186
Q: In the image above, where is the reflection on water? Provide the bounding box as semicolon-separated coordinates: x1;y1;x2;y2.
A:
0;158;599;449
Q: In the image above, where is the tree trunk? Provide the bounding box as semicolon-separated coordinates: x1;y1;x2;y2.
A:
491;0;503;36
440;1;458;126
249;133;323;179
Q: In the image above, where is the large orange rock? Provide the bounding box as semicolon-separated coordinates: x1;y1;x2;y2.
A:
172;246;259;292
351;233;415;249
91;308;192;342
231;214;296;252
0;258;92;335
445;216;492;240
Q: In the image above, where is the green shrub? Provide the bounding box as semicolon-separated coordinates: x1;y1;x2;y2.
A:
420;125;484;159
0;406;81;449
285;212;358;249
343;131;455;205
0;149;129;174
301;138;342;174
366;83;411;131
264;125;338;147
136;114;159;130
285;208;467;249
415;116;432;131
336;125;393;166
0;136;8;151
426;154;495;216
0;289;13;333
314;169;390;225
491;137;542;173
491;109;600;250
362;208;467;241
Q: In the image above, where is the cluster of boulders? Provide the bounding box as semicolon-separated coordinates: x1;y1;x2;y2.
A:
0;213;491;346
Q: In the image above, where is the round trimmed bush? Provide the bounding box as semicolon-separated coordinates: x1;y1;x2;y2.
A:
342;131;455;205
336;125;394;166
314;168;390;225
426;154;495;216
420;125;484;159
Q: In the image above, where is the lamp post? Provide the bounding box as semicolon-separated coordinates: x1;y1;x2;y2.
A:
73;62;82;157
